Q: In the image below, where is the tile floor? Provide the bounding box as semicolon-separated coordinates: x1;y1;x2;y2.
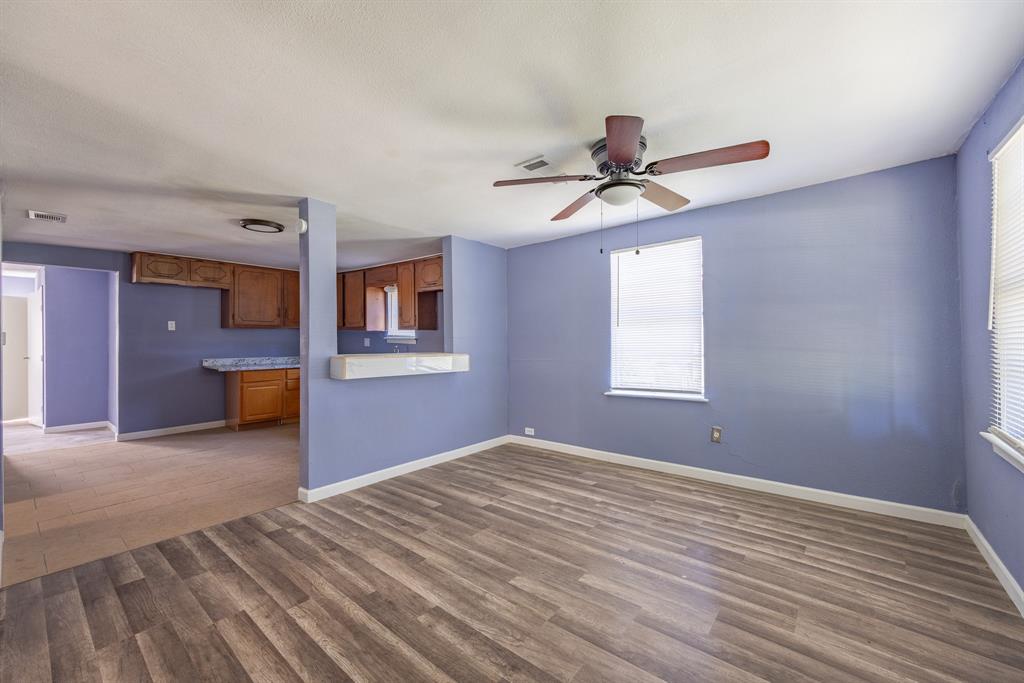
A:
2;422;115;456
2;424;298;586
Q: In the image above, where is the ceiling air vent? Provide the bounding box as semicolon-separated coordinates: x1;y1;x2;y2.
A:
27;210;67;223
515;155;550;172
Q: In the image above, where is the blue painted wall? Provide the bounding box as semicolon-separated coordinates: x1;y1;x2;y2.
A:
2;243;300;434
958;59;1024;587
303;234;507;489
43;266;112;427
508;156;964;511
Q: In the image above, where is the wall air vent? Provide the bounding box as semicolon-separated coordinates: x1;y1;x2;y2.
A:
27;210;67;223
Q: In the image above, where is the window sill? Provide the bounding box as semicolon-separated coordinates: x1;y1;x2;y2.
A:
604;389;708;403
385;336;417;345
979;430;1024;476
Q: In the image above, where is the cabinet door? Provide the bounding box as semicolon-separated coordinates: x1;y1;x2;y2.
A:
132;253;188;284
365;264;398;287
282;378;300;419
415;256;443;291
283;271;300;328
336;274;344;329
396;261;417;329
189;259;233;288
232;267;284;327
240;380;283;422
342;270;365;328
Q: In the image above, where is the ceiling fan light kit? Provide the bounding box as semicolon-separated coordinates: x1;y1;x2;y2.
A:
493;115;770;221
595;178;645;206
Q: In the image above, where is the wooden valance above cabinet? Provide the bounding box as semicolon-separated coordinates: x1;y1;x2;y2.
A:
130;251;443;331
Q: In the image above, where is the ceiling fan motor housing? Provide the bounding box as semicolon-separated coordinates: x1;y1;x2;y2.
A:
590;135;647;174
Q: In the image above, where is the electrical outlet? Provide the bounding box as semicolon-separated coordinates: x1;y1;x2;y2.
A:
524;427;535;436
710;426;723;443
363;338;371;347
167;321;176;331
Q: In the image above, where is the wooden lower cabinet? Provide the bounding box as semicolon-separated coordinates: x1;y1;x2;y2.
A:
283;370;300;422
225;368;299;430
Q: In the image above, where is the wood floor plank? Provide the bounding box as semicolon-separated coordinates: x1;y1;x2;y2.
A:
1;443;1022;682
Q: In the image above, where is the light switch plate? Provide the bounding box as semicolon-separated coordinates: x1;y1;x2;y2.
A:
524;427;535;436
167;321;176;331
363;338;371;347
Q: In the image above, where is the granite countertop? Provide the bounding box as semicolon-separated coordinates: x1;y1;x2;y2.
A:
202;356;300;372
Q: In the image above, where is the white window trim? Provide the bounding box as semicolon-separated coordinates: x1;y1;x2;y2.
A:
608;235;705;401
985;112;1024;475
980;429;1024;476
384;285;416;344
604;389;708;402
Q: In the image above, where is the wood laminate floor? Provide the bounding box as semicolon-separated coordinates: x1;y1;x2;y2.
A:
1;442;1021;682
2;425;298;586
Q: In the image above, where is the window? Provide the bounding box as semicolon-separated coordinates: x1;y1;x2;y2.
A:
987;116;1024;469
608;236;705;401
385;285;416;343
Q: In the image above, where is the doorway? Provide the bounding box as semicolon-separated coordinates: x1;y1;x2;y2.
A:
2;263;116;455
2;264;43;429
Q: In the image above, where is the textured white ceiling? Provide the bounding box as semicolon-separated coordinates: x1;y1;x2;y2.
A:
1;1;1022;269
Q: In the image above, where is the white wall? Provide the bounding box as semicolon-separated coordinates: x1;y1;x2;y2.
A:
2;296;28;420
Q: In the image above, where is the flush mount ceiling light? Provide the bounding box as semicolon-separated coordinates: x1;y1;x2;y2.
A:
239;218;285;234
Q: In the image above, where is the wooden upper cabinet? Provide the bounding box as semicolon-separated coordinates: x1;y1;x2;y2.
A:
396;261;417;329
336;274;344;329
283;271;300;328
188;259;233;288
415;256;443;291
227;266;284;328
342;270;365;329
132;253;188;284
365;264;398;287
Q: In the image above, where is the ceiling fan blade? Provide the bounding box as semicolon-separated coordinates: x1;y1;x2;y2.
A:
493;174;594;187
641;181;690;211
551;190;596;221
648;140;770;175
605;115;644;166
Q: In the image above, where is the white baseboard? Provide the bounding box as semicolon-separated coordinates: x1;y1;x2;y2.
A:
115;419;226;442
2;418;29;426
966;517;1024;618
299;435;512;503
507;435;967;529
43;420;113;434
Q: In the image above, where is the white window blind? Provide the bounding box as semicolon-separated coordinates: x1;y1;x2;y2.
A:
990;119;1024;444
610;237;704;397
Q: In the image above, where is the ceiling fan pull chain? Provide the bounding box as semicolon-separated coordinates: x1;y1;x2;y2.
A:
600;200;604;254
635;199;640;255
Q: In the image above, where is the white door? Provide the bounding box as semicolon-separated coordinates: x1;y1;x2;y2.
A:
2;296;29;420
27;286;44;427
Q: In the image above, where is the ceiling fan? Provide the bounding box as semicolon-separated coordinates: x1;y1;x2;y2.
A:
493;116;770;221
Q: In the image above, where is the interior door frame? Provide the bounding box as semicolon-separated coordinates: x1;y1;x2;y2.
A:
26;275;45;428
